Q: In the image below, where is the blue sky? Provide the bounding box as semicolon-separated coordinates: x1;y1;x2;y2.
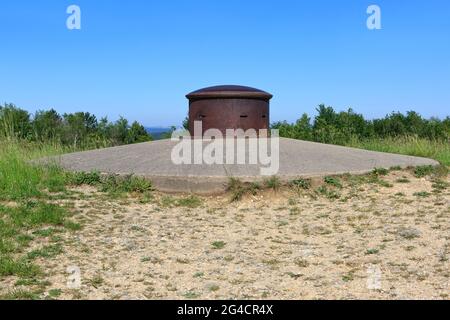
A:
1;0;449;127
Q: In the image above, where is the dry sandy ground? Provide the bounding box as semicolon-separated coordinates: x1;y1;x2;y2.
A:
3;170;450;300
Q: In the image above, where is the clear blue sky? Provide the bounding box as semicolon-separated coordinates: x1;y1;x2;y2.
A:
1;0;449;127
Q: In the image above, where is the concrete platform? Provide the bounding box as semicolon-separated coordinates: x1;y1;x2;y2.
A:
47;138;439;193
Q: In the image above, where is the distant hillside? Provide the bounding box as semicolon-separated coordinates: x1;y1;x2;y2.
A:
145;127;172;140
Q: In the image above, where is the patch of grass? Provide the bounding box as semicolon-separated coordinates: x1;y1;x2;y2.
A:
208;284;220;292
227;178;261;202
47;289;62;298
2;201;66;228
365;248;380;255
264;176;281;191
377;179;394;188
99;175;153;194
15;278;50;288
183;291;200;299
176;195;202;208
395;178;411;183
193;272;204;278
413;191;431;198
27;244;63;260
64;221;82;231
316;186;340;200
324;176;342;188
0;256;41;277
139;192;154;204
160;195;176;207
372;167;389;176
68;171;102;186
432;165;449;178
432;180;449;192
247;182;262;194
211;241;226;250
0;238;15;255
342;272;354;282
159;195;203;209
229;186;245;202
414;165;435;178
347;136;450;166
0;144;68;201
0;289;42;300
290;178;311;190
364;173;393;187
88;275;104;288
32;228;58;237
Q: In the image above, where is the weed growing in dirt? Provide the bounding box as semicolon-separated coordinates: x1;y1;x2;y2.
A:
87;275;104;288
290;178;311;190
26;244;63;260
316;186;340;200
324;176;342;188
227;178;261;202
372;168;389;176
264;176;281;191
99;175;153;194
432;180;449;192
413;165;448;179
0;289;42;300
183;291;200;299
414;165;435;178
176;195;202;208
414;191;431;198
365;248;380;255
211;241;226;250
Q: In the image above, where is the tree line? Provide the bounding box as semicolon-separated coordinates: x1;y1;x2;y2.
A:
2;102;449;149
0;103;152;149
272;104;450;145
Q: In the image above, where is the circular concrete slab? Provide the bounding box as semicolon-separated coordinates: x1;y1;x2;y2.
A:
46;138;439;193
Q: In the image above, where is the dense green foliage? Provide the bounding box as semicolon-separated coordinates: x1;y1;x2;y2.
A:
272;104;450;144
272;104;450;165
0;103;152;149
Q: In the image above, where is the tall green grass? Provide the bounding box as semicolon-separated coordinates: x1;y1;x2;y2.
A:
346;136;450;166
0;140;68;201
0;140;71;297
